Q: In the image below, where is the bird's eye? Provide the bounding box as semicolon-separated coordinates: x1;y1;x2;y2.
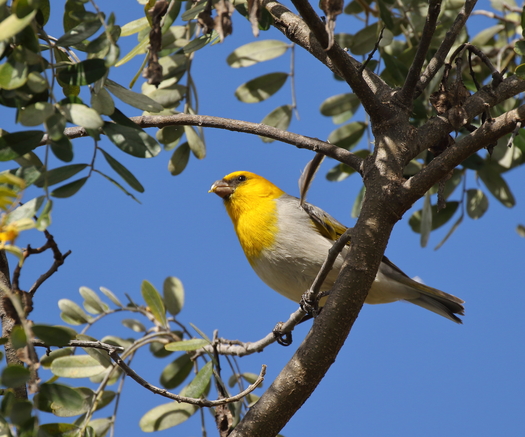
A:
237;175;246;182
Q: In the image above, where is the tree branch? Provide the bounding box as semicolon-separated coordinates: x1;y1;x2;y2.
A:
286;0;391;121
0;251;27;399
397;0;442;106
55;114;365;172
107;349;265;407
414;0;478;98
407;74;525;163
405;103;525;202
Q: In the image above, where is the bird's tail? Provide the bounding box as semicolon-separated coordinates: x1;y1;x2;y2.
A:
408;293;464;324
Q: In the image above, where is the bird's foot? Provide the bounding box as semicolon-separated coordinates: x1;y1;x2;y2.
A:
300;289;330;317
273;322;292;346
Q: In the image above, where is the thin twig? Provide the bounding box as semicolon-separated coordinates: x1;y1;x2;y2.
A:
32;339;125;352
397;0;441;106
415;0;478;98
302;227;354;306
47;114;364;173
358;26;385;75
108;349;265;407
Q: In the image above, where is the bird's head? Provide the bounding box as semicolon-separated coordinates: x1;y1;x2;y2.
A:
209;171;284;202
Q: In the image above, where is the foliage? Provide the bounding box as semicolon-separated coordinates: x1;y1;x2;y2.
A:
0;0;524;435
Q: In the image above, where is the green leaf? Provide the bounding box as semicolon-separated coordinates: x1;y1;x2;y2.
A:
517;224;525;237
103;123;161;158
76;334;113;368
319;93;360;120
139;402;197;432
163;276;184;316
349;22;379;55
327;122;367;150
351;185;366;218
87;418;112;437
0;52;28;90
377;0;394;30
45;112;67;141
168;142;190;176
182;30;218;54
150;340;176;358
57;59;108;87
79;286;108;314
478;164;515;207
326;150;370;181
121;318;147;333
227;40;289;68
461;153;485;170
99;149;144;192
434;213;464;250
0;10;37;43
114;36;149;67
120;16;150;36
60;104;103;130
260;105;292;143
38;423;81;436
0;130;44;161
189;323;211;342
58;298;91;325
165;339;209;352
50;355;106;378
91;88;115;116
35;164;88;187
32;325;73;347
160;354;193;389
142;83;186;109
234;72;288;103
156;125;184;150
35;199;52;231
56;19;102;46
51;177;88;198
1;365;30;388
183;361;213;399
18;102;55;126
141;280;167;328
420;191;432;248
99;286;122;307
50;136;74;163
10;325;27;349
473;24;505;47
466;189;489;219
105;79;163;112
409;201;460;233
94;169;139;202
35;383;85;416
7;196;44;223
184;125;206;159
40;348;74;368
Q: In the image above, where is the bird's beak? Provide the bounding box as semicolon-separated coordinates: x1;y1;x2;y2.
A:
209;180;234;199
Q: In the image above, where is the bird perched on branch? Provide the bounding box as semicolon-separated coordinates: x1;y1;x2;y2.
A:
209;170;464;323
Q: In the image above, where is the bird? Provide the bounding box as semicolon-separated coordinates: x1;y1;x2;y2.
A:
209;171;465;323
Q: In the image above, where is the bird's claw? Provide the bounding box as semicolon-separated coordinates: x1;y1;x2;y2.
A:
300;289;329;317
273;322;292;346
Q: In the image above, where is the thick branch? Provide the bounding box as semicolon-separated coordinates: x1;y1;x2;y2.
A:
415;0;478;98
56;114;364;172
409;74;525;162
287;0;391;121
231;189;395;437
0;252;27;399
397;0;442;106
405;103;525;202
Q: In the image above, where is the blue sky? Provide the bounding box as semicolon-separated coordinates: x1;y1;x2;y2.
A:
2;0;524;436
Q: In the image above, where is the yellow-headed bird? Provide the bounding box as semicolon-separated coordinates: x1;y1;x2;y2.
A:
210;171;464;323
